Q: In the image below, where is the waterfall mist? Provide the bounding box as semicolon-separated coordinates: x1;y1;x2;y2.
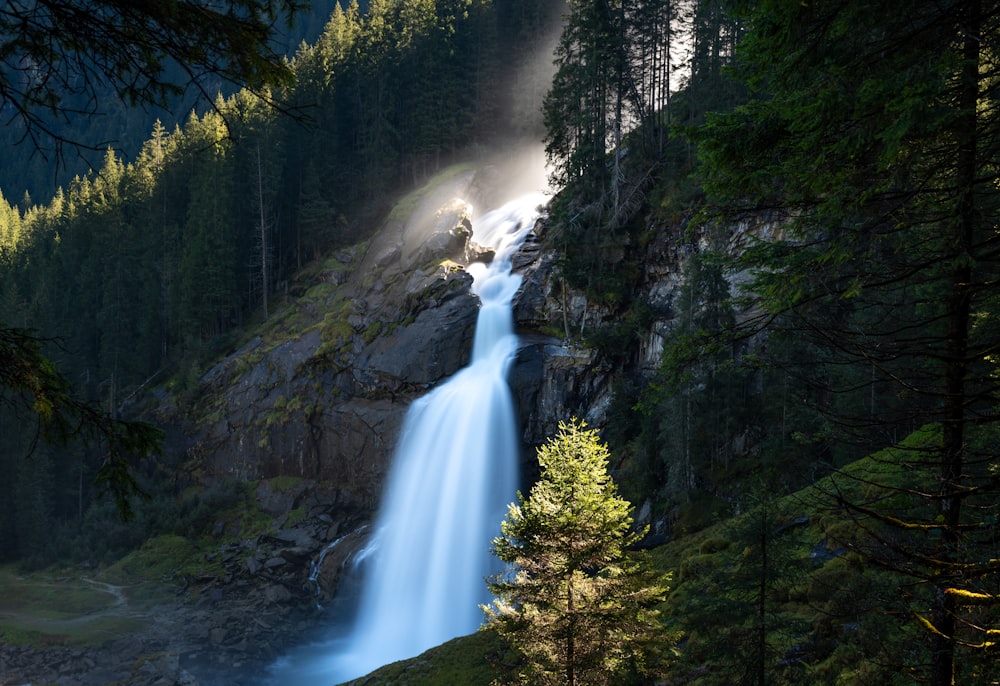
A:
264;190;547;685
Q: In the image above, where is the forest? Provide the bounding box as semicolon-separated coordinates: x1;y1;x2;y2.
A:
1;0;998;684
0;0;560;558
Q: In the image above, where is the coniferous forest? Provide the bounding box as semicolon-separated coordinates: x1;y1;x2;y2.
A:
0;0;561;559
1;1;999;685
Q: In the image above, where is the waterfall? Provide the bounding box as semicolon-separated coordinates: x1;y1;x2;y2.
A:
266;192;546;685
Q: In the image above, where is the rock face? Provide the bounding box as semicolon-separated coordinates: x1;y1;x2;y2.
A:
156;167;502;513
507;218;692;450
112;160;700;686
157;157;700;545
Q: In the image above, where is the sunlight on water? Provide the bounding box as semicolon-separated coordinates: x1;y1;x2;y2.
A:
264;192;546;685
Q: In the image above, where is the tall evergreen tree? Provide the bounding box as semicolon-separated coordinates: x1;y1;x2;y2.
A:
484;418;671;686
695;1;1000;682
544;0;623;200
0;190;21;260
178;111;238;341
0;0;302;155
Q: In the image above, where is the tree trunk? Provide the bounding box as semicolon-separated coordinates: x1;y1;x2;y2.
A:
757;503;767;686
930;3;979;684
255;143;269;319
566;572;575;686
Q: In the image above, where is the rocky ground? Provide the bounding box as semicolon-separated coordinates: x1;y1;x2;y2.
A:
0;481;372;686
0;573;315;686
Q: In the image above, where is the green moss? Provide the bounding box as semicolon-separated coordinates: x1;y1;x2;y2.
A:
268;475;303;493
362;320;384;344
316;296;356;355
264;394;305;428
383;163;476;226
285;506;307;527
233;348;266;381
98;534;200;584
535;323;566;339
304;282;337;302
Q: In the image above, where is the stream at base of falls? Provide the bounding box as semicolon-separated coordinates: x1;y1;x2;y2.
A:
260;192;546;685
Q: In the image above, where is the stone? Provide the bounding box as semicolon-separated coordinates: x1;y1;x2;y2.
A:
354;287;479;386
269;528;319;549
264;584;293;604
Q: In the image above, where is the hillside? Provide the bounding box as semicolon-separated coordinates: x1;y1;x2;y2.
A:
341;426;957;685
0;155;561;684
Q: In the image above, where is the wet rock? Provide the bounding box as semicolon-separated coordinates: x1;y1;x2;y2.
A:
400;193;475;271
269;528;320;549
466;240;495;264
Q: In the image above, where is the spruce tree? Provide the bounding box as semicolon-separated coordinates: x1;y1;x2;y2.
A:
483;418;671;686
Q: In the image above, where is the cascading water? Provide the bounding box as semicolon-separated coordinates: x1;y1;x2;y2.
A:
265;191;547;685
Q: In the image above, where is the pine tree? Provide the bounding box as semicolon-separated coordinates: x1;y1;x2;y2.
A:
484;418;671;686
543;0;622;200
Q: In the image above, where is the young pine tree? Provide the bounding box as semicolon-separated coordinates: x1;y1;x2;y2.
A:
483;418;672;686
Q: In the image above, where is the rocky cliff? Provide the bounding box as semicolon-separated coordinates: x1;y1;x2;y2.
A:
155;154;699;577
90;156;698;685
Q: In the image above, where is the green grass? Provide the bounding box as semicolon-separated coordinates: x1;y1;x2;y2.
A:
0;566;116;618
98;533;202;585
0;565;146;648
339;630;502;686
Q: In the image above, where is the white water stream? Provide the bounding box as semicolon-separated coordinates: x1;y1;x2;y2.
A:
266;192;546;684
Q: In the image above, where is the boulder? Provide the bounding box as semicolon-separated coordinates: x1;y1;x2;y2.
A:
264;584;293;604
353;287;479;386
